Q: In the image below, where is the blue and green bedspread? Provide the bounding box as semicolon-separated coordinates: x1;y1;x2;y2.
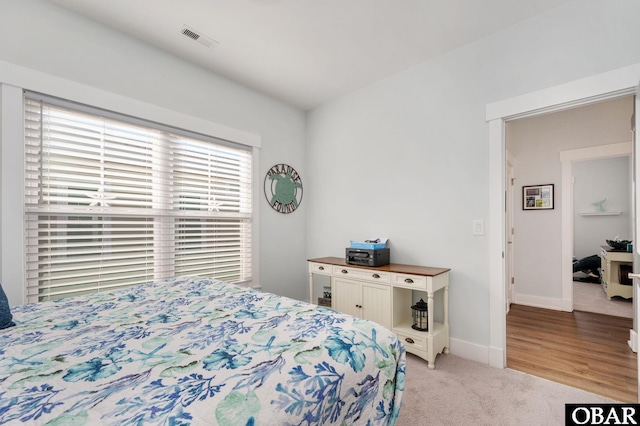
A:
0;276;405;425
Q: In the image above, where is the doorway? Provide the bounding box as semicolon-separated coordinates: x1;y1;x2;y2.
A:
505;128;636;397
505;97;633;315
486;63;640;370
489;69;640;397
569;151;633;318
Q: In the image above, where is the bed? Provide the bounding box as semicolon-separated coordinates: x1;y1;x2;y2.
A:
0;276;405;425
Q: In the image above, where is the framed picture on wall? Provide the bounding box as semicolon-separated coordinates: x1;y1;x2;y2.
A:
522;184;554;210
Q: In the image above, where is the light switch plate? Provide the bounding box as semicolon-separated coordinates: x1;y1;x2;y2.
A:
473;220;484;236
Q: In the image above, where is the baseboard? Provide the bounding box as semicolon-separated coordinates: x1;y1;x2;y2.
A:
448;337;491;365
629;329;638;353
488;345;506;368
514;293;562;311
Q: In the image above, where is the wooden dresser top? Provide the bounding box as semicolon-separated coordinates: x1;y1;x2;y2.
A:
308;256;450;277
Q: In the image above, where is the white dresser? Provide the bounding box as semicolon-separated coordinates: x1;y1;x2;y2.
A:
308;257;450;369
599;246;633;300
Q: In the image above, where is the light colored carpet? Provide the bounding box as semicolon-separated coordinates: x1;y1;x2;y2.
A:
395;353;615;426
573;280;632;318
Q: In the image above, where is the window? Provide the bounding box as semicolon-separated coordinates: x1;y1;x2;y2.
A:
24;93;253;302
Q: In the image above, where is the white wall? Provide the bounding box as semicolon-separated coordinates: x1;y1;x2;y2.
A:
306;0;640;356
574;156;632;260
0;0;308;304
508;97;632;302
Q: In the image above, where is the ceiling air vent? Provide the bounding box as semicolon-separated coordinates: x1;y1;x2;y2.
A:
180;25;218;48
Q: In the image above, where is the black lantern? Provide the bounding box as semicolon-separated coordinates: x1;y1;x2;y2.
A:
411;298;428;331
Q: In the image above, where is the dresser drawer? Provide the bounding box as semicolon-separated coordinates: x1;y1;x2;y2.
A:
394;330;427;352
332;265;391;283
309;262;332;275
391;273;427;290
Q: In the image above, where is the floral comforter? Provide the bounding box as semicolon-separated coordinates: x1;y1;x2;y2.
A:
0;277;405;425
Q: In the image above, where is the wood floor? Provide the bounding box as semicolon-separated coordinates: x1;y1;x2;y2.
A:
506;304;637;403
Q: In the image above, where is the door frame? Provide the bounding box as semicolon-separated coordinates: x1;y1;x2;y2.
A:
486;63;640;369
560;142;633;314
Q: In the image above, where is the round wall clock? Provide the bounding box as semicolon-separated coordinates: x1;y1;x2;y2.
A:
264;163;303;214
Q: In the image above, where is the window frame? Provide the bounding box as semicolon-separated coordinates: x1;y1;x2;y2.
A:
0;81;260;305
23;92;256;302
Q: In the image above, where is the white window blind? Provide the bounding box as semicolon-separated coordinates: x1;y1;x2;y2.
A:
24;94;253;303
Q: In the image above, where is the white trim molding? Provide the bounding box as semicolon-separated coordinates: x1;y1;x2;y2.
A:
0;83;25;306
486;63;640;369
449;338;490;366
0;60;261;149
515;293;563;312
486;63;640;122
488;118;506;368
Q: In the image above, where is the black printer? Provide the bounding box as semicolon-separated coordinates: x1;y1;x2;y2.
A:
345;247;390;267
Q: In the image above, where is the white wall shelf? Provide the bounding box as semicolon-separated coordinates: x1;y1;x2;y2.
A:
579;212;622;216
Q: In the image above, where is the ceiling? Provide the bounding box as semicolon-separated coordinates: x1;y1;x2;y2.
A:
48;0;572;111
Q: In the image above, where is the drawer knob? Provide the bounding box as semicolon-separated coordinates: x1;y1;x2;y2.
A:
372;273;380;279
355;304;362;308
405;337;415;344
318;266;324;271
341;269;348;274
404;278;414;284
